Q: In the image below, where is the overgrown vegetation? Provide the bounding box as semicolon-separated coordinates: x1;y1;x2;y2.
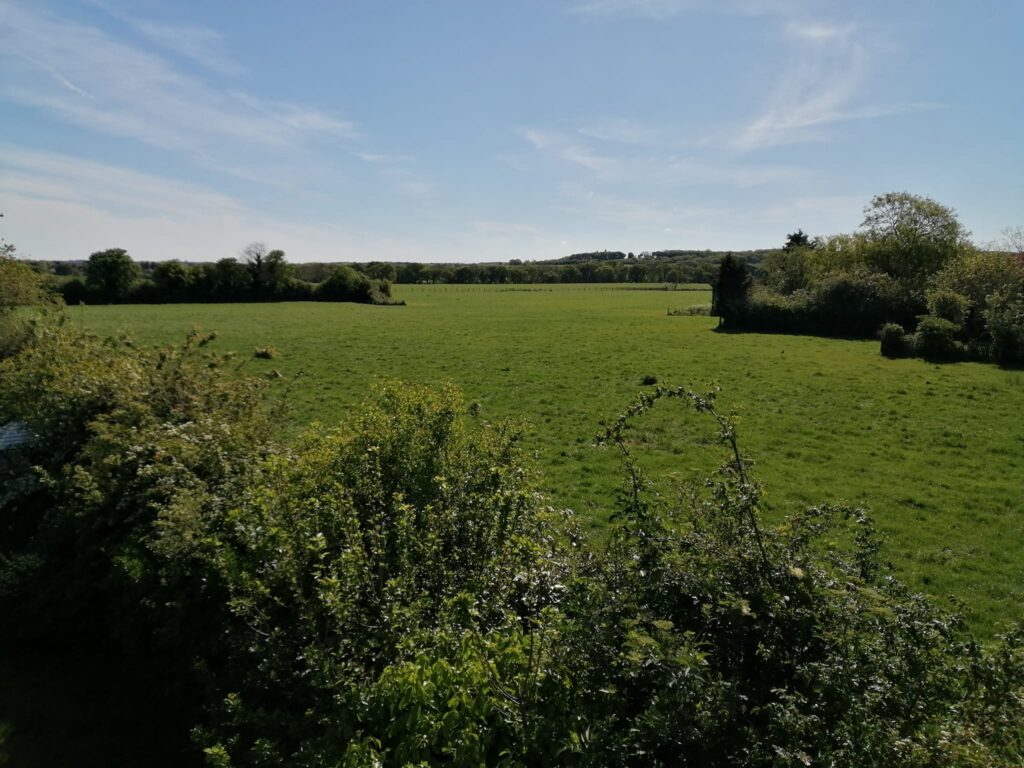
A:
1;307;1021;765
713;193;1024;365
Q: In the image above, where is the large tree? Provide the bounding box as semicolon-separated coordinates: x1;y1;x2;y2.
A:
243;242;292;298
859;192;969;291
85;248;140;301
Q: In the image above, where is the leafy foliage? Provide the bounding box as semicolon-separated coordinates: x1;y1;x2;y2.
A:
0;321;273;648
187;382;565;765
879;322;911;358
914;316;965;361
2;322;1022;766
62;247;397;306
860;192;969;291
926;288;970;327
86;248;141;301
317;264;397;304
0;243;58;357
985;289;1024;365
705;192;1020;364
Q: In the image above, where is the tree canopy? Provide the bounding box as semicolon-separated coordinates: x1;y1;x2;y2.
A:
859;192;969;290
86;248;141;301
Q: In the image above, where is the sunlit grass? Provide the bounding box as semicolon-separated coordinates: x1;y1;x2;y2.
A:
76;284;1024;638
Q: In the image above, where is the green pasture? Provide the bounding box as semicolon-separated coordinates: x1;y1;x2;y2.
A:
74;284;1023;637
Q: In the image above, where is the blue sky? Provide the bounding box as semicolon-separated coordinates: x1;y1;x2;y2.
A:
1;0;1021;263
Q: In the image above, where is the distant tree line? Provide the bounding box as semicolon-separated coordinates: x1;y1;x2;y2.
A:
712;193;1024;366
30;249;773;297
49;243;398;305
372;250;765;285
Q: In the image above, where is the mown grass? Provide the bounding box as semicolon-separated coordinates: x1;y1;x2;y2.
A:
71;284;1024;639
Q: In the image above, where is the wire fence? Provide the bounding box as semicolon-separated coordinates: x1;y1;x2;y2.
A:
393;282;711;294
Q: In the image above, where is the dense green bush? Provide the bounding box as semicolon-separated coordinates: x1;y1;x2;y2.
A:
722;196;1023;366
914;316;965;361
809;270;916;335
0;246;57;357
927;288;970;327
734;271;919;337
316;265;396;304
712;254;752;325
932;249;1024;337
985;290;1024;365
879;322;911;358
0;322;273;649
187;382;565;765
53;250;396;306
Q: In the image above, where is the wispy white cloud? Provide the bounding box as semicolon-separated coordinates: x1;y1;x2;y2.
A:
566;0;935;152
0;2;357;158
355;152;416;165
558;182;727;227
351;151;433;198
129;19;245;77
519;128;619;174
85;0;245;76
785;20;849;41
519;125;807;188
0;146;577;263
731;21;941;150
0;146;451;262
0;146;243;219
571;0;799;20
578;118;655;144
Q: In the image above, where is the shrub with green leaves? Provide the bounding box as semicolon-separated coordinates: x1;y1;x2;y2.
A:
0;321;273;647
914;315;965;361
197;385;1023;767
0;246;57;358
932;248;1024;337
985;289;1024;365
191;382;568;765
927;288;971;327
317;265;396;305
879;322;911;357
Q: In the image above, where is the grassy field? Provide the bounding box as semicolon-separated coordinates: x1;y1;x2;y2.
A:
72;284;1023;638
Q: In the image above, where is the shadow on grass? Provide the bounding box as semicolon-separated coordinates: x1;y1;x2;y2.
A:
710;324;1024;369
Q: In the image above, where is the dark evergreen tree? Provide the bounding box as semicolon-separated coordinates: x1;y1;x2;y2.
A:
712;253;752;326
783;229;812;251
